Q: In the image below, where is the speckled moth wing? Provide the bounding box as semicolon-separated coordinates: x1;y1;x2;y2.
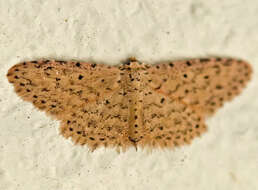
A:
145;58;252;116
137;84;207;149
7;60;136;150
7;60;121;117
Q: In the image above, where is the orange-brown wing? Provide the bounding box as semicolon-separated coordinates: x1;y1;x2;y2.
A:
7;60;120;119
145;57;252;116
138;87;207;149
7;60;133;150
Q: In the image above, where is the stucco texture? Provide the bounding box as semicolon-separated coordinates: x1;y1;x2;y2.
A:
0;0;257;189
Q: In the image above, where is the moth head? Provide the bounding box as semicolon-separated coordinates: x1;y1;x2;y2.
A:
123;57;146;69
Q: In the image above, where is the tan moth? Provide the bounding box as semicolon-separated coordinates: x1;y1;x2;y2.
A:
7;57;252;151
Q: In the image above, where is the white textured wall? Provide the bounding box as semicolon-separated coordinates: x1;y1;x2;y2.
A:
0;0;257;189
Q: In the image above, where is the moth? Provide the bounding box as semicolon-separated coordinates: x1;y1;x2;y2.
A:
7;57;252;151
